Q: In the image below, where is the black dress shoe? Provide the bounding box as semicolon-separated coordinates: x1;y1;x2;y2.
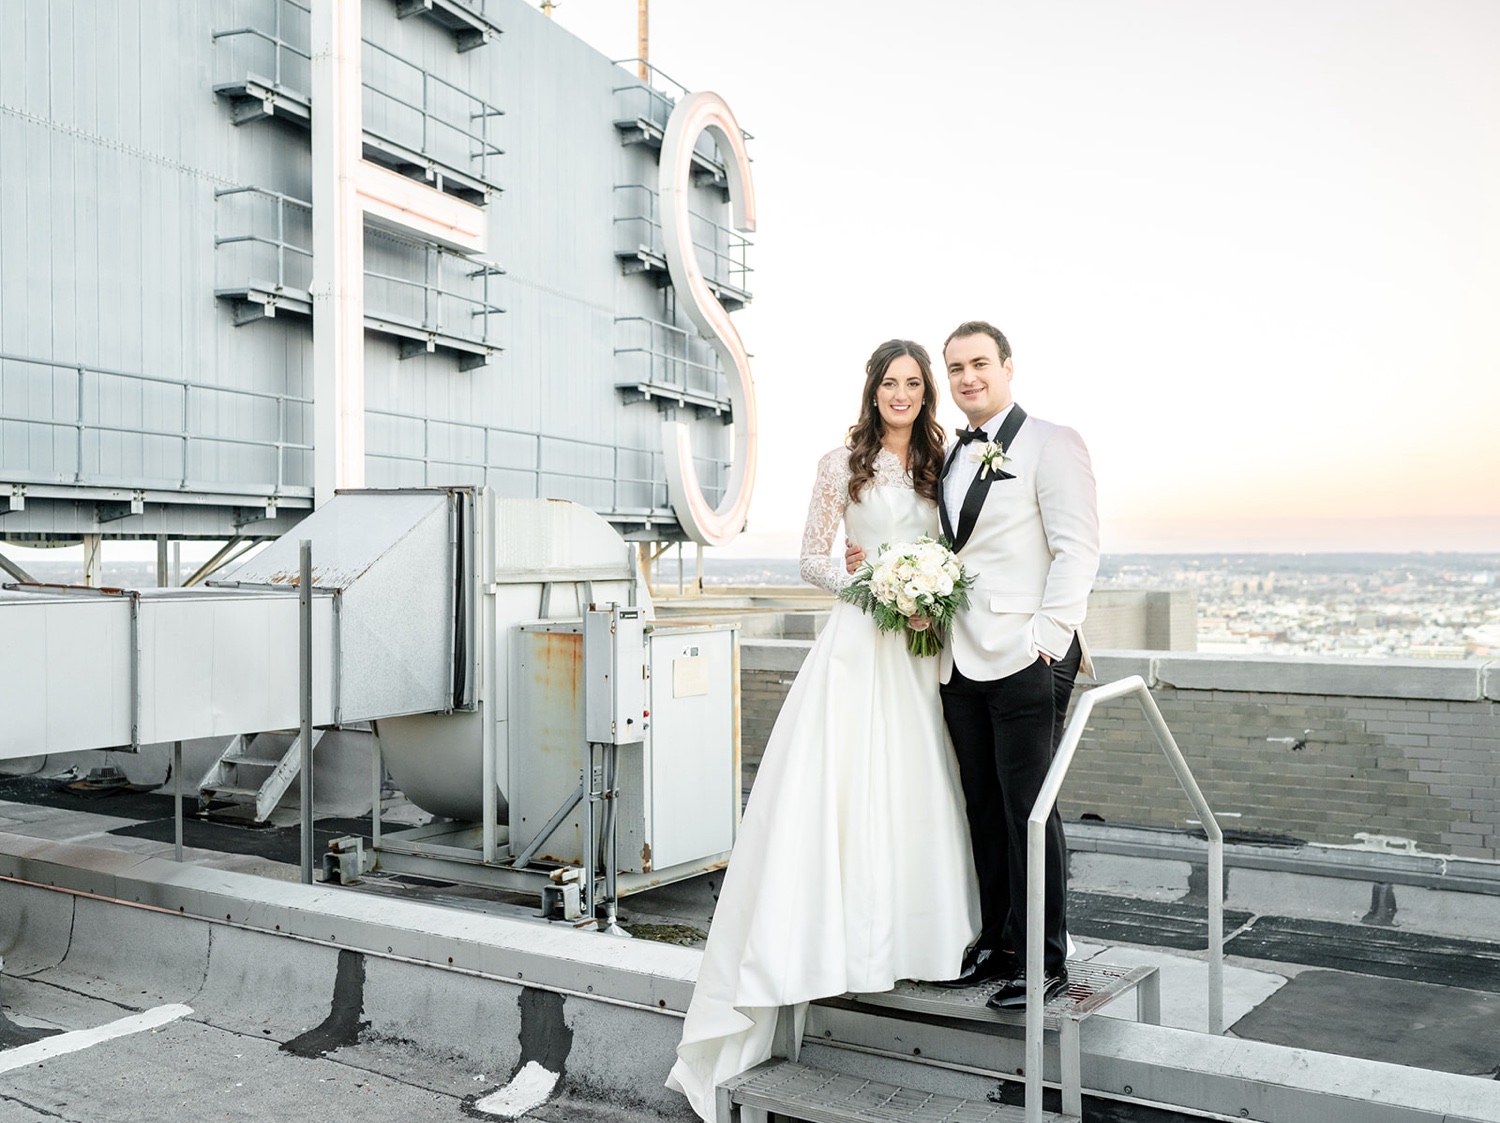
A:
986;968;1069;1010
925;948;1021;989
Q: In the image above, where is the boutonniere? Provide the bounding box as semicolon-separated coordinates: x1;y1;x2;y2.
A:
974;440;1011;479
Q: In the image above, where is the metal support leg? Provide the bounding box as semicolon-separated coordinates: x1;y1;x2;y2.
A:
771;1005;801;1062
371;724;383;851
83;534;102;587
1138;969;1162;1025
298;540;314;884
0;549;36;583
1060;1018;1082;1118
714;1083;738;1123
173;740;184;862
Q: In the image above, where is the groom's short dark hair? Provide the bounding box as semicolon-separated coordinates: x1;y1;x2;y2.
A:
944;320;1011;363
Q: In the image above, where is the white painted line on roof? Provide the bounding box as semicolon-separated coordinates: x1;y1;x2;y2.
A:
0;1004;193;1074
473;1060;560;1118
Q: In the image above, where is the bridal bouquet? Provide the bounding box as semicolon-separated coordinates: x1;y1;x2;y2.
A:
838;535;974;657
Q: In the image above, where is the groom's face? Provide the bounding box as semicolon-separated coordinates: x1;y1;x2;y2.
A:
945;333;1014;425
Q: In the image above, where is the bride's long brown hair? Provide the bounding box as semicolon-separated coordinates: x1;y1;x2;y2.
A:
846;339;947;504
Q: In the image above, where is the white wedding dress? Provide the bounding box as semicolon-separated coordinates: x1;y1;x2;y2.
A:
668;447;980;1122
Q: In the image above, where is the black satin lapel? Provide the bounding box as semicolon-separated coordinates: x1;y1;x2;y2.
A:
996;404;1028;449
951;406;1028;552
952;469;993;552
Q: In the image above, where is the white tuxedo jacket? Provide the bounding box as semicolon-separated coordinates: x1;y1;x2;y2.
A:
939;410;1099;684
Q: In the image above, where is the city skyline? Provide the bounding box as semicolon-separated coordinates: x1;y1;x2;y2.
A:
548;0;1500;557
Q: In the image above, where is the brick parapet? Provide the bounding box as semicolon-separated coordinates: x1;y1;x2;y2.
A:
739;643;1500;861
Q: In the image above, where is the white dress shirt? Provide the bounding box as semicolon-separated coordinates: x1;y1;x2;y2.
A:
943;403;1015;535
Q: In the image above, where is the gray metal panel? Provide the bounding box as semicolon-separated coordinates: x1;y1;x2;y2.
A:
0;586;339;758
0;594;133;758
222;488;462;721
138;590;338;741
225;488;450;590
646;625;738;869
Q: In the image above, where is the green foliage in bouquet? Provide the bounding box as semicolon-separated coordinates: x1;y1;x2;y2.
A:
838;535;976;657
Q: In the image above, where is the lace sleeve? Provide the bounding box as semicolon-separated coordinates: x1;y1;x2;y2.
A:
798;448;853;594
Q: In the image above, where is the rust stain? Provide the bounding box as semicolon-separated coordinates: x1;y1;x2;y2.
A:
640;841;652;873
529;632;583;693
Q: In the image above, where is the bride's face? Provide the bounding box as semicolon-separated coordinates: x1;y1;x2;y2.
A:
875;355;925;433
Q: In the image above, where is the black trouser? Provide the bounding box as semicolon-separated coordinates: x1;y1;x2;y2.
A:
941;634;1082;975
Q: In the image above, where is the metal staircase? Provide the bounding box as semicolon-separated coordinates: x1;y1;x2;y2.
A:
716;676;1224;1123
197;730;326;822
717;961;1159;1123
721;1060;1062;1123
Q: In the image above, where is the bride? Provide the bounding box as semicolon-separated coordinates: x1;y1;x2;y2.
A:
667;340;980;1120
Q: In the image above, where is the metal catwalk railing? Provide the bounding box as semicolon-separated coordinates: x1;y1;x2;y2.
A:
1023;674;1224;1123
613;314;728;408
211;0;312;99
610;57;755;144
214;187;504;348
213;2;503;191
361;37;504;188
0;351;312;497
362;409;727;522
613;183;753;294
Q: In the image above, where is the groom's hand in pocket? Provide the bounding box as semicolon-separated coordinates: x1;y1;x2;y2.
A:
844;538;865;574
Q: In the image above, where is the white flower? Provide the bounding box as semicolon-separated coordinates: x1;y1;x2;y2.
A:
972;440;1011;479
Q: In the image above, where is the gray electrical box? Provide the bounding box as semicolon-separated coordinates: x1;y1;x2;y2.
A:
583;604;646;744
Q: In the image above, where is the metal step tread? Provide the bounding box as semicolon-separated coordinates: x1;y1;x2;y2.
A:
846;959;1157;1027
220;755;280;768
720;1060;1077;1123
201;785;260;798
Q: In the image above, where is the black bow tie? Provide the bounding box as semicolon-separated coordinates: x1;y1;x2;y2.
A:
956;426;988;445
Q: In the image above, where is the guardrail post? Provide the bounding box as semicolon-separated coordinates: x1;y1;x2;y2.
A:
299;539;314;884
1023;675;1226;1122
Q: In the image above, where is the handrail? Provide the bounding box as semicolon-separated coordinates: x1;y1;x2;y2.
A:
214;185;313;294
213;6;503;185
361;38;504;183
0;351;311;496
612;183;753;289
1022;674;1224;1123
364;229;505;343
361;408;725;517
610;58;756;142
613;315;726;401
213;189;504;344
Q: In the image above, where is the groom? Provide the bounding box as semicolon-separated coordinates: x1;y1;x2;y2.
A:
931;320;1099;1009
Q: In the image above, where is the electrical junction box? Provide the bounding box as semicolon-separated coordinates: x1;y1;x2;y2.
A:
584;603;646;744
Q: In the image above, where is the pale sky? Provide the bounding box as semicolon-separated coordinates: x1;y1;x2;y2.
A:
551;0;1500;556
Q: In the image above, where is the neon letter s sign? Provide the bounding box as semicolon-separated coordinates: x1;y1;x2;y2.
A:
658;92;757;547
